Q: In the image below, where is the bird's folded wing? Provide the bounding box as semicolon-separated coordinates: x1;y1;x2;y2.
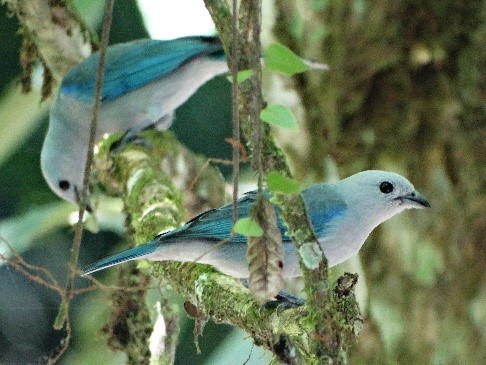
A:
60;36;224;102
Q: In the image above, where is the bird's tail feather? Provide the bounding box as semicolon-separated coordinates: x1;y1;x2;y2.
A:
81;242;159;275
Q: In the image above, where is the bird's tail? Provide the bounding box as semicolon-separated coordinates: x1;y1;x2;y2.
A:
81;242;159;276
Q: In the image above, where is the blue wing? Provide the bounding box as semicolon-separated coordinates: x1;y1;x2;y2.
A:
159;191;258;244
159;184;347;244
60;36;224;102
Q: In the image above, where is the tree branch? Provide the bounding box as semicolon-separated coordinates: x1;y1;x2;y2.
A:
3;0;93;97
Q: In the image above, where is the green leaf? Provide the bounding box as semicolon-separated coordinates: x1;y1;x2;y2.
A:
267;172;303;194
234;218;263;237
260;104;299;131
227;69;254;83
263;43;309;75
237;69;254;83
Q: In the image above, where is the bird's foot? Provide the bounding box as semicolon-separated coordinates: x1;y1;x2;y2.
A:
109;128;152;153
261;290;306;312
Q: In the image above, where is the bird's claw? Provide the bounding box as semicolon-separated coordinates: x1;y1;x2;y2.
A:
261;290;306;313
109;129;152;153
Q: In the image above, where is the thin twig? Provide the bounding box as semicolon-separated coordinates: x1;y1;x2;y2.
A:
62;0;114;314
0;237;153;296
251;0;263;192
0;237;60;289
231;0;240;224
51;1;115;362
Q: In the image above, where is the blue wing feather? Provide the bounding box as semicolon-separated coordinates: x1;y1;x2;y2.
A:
82;241;159;274
159;191;257;244
159;185;347;244
61;36;224;102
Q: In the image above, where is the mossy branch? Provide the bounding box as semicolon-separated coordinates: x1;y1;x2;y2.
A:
95;130;227;364
3;0;94;97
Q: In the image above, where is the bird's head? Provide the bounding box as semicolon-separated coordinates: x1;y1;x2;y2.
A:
336;170;430;225
40;113;92;211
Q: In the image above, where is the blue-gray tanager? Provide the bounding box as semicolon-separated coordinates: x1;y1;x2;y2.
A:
41;36;228;205
82;170;430;277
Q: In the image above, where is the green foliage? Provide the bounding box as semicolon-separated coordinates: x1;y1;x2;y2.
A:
233;217;263;237
263;43;309;75
266;171;303;194
260;104;299;131
227;69;254;83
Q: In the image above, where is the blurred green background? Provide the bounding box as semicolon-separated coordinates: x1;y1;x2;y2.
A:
0;0;485;364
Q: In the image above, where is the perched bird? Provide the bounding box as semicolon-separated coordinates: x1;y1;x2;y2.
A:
82;170;430;277
41;36;228;206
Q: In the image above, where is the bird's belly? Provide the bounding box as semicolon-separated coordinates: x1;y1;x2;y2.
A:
143;239;302;279
100;57;228;134
319;232;369;267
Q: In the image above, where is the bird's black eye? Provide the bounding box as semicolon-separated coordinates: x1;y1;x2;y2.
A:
58;180;70;191
379;181;394;194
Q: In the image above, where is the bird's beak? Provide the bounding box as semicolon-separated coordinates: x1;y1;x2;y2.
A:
85;199;93;213
74;185;93;213
401;191;431;209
